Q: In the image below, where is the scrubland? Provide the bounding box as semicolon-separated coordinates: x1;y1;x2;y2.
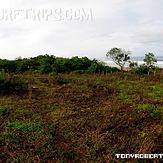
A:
0;72;163;162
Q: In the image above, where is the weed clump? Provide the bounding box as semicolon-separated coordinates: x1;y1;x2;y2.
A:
137;104;163;120
0;106;9;114
0;71;28;93
51;73;69;84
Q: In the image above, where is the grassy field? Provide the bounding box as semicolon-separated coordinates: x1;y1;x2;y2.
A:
0;72;163;162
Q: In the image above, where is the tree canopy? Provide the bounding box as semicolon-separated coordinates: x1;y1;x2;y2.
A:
106;48;130;71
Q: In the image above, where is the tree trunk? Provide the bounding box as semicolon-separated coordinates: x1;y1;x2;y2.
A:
120;66;123;71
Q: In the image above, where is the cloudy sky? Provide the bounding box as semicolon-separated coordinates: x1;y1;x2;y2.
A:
0;0;163;60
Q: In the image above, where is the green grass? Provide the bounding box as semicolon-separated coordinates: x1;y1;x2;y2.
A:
0;105;11;115
0;131;18;143
148;85;163;101
0;106;8;114
137;104;163;120
7;121;42;132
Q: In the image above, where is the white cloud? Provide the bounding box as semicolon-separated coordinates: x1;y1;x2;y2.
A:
0;0;163;59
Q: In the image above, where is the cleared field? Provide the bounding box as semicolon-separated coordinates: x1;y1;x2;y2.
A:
0;72;163;162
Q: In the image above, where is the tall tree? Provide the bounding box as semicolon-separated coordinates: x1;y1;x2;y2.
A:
106;48;130;71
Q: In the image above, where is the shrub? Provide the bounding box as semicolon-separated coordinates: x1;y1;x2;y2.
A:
134;64;149;75
51;74;69;84
0;71;28;92
87;63;98;74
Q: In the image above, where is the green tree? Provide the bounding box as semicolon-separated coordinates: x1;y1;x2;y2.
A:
128;61;138;73
38;55;56;73
106;48;130;71
144;53;157;68
144;53;157;75
129;61;138;69
87;62;98;73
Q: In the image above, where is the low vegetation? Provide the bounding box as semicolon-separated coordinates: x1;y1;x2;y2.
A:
0;72;162;162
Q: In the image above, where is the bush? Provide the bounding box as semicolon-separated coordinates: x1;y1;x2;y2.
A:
0;69;6;81
135;64;149;75
87;63;98;73
133;64;160;75
51;74;69;84
0;71;28;92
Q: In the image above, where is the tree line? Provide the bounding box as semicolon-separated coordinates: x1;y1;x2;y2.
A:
0;48;160;75
0;55;118;74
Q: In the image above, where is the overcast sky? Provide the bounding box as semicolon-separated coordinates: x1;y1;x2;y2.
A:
0;0;163;60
